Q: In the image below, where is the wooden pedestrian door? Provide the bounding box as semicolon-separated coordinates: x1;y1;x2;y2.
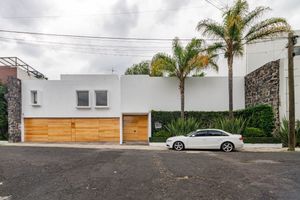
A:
123;115;148;142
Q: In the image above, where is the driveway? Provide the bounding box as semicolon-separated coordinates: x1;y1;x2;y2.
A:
0;146;300;200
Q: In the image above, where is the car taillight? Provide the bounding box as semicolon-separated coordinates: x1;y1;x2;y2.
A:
239;136;243;141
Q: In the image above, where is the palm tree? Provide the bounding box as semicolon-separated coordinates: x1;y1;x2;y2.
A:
151;37;218;119
197;0;290;118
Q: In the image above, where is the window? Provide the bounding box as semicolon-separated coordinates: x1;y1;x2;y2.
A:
30;90;40;106
194;131;208;137
76;91;90;107
207;130;228;136
95;90;108;107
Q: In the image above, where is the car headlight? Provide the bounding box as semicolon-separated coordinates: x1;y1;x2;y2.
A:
166;139;173;142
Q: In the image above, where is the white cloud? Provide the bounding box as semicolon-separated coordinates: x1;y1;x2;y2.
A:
0;0;299;79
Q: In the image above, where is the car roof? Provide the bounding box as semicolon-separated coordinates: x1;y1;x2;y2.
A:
196;129;231;133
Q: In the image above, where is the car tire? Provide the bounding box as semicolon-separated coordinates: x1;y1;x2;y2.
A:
221;142;234;152
173;141;184;151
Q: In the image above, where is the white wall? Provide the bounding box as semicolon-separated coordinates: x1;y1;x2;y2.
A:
22;74;245;118
246;30;300;74
22;75;121;118
121;75;245;113
279;56;300;121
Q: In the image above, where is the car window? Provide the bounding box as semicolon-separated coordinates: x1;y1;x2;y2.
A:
194;131;208;137
207;130;228;136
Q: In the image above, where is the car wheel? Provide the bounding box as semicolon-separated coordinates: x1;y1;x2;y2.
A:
173;141;184;151
221;142;234;152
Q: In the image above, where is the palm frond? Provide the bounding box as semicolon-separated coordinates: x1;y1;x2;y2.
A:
150;53;176;76
243;6;270;27
172;37;185;68
244;17;291;43
196;19;225;40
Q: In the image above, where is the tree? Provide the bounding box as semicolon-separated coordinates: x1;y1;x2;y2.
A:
0;83;8;140
197;0;290;118
151;37;218;119
125;60;150;75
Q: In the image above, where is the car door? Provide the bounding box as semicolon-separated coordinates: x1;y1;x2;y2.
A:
205;130;229;148
186;130;208;149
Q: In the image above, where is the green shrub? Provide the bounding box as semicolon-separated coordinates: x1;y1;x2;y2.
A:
165;118;201;136
151;104;275;136
243;127;266;137
274;118;300;147
149;137;168;143
243;137;281;144
212;117;248;135
0;84;8;140
153;130;172;138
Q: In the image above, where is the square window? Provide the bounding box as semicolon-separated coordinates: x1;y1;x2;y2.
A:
77;91;89;107
95;90;108;107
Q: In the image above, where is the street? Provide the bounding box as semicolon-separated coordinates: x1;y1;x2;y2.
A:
0;146;300;200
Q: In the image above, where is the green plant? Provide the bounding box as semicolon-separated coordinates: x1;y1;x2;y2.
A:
125;60;150;75
197;0;290;118
212;117;248;135
151;105;275;136
151;37;218;119
165;118;201;136
0;84;8;140
243;127;266;137
153;130;172;138
149;137;168;143
274;118;300;147
243;137;281;144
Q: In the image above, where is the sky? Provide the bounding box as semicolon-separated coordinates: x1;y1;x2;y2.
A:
0;0;299;79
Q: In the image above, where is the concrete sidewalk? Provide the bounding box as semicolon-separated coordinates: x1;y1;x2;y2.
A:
1;141;299;152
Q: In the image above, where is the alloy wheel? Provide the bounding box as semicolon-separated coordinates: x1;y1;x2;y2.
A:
222;142;234;152
173;141;184;151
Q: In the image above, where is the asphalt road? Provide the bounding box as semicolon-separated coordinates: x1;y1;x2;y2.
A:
0;146;300;200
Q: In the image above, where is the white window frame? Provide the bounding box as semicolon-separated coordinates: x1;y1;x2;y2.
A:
76;90;91;109
30;90;41;106
94;90;109;108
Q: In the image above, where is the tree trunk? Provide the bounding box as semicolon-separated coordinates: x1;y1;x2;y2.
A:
179;78;185;119
227;54;234;119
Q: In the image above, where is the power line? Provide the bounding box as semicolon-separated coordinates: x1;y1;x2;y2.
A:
0;29;200;42
0;6;203;19
203;0;224;11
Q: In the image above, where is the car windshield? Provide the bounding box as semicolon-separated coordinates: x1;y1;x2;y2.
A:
186;131;197;137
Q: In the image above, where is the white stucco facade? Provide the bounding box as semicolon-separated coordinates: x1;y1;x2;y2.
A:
121;75;245;113
22;75;245;118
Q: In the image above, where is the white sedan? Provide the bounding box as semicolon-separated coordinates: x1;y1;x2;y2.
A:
166;129;243;152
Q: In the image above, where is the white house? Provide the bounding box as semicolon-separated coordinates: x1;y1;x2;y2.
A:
18;31;300;144
22;75;245;143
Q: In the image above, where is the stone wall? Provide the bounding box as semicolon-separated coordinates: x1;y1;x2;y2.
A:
5;77;22;142
245;60;280;133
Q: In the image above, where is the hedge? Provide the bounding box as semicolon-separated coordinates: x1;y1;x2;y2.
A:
149;137;281;144
151;104;275;137
243;137;281;144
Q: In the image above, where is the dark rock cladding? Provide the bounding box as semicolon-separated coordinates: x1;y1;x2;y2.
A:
5;77;22;142
245;60;280;133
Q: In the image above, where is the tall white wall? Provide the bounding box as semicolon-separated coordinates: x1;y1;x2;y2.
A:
246;30;300;74
121;75;245;113
22;75;245;118
279;56;300;121
22;75;121;118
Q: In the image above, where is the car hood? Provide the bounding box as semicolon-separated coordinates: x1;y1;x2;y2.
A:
167;135;186;141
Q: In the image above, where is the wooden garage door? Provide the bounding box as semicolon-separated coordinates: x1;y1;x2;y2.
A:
24;118;120;142
123;115;148;142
